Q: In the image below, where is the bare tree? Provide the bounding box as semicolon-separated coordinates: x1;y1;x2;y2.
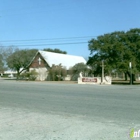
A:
0;46;17;73
7;49;38;79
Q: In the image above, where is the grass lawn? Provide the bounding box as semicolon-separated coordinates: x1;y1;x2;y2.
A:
112;80;140;85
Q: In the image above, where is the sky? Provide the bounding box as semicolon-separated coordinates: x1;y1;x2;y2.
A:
0;0;140;58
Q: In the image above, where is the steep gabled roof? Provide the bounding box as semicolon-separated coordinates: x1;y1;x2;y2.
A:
38;50;86;69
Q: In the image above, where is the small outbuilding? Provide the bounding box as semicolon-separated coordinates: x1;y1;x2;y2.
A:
28;50;86;81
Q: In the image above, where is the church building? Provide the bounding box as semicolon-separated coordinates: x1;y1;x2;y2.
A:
28;50;86;81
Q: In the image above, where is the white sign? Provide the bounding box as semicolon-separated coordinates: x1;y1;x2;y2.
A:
82;77;97;83
129;62;132;68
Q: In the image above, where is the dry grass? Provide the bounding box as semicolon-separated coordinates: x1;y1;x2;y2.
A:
112;80;140;85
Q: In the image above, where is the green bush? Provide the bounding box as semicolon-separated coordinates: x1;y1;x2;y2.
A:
20;70;38;81
47;64;67;81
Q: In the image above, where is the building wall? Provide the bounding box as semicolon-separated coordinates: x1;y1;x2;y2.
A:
29;53;50;81
30;67;48;81
30;53;49;68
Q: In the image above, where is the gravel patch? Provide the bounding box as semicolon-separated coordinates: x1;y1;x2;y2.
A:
0;107;136;140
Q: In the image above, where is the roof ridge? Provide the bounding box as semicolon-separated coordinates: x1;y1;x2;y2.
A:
39;50;84;58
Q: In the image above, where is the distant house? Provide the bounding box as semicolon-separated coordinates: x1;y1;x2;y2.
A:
28;50;86;81
0;70;17;78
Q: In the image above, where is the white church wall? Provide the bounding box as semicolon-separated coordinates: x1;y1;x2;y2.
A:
30;68;48;81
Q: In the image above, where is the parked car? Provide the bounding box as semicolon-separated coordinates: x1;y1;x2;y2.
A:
8;74;14;78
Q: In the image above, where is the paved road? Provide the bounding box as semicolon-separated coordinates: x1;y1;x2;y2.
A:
0;80;140;140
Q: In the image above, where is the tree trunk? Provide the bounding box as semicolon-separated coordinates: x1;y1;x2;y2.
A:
126;71;136;84
124;72;128;81
16;71;20;80
126;71;132;84
132;74;136;84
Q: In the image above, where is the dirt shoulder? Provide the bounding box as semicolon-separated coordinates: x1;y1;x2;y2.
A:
0;107;132;140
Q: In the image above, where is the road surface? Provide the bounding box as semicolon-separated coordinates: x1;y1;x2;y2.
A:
0;80;140;140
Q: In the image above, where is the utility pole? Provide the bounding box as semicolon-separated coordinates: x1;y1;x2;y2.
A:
129;62;132;85
38;57;42;81
101;60;105;84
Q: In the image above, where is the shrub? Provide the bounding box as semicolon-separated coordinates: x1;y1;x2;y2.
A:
20;70;38;81
47;64;67;81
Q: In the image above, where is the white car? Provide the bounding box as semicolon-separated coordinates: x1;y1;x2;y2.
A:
8;74;14;78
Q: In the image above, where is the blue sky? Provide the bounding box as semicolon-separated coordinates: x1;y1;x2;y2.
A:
0;0;140;58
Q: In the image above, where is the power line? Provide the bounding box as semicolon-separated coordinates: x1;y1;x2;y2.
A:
1;32;140;43
7;42;88;47
0;36;94;43
1;32;140;48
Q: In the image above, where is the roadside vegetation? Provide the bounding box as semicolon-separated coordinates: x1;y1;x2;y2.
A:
87;28;140;84
0;28;140;84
